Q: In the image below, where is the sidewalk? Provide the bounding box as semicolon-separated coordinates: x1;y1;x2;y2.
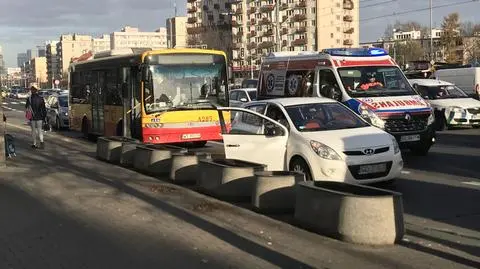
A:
1;125;477;269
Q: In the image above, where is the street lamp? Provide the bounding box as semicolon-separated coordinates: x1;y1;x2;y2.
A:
429;0;433;61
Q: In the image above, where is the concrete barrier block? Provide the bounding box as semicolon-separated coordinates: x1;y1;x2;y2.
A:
119;140;142;167
96;136;137;163
197;159;266;201
252;171;305;213
170;152;212;184
133;144;186;176
294;181;404;246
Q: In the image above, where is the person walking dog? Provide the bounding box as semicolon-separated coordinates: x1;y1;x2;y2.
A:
25;83;47;149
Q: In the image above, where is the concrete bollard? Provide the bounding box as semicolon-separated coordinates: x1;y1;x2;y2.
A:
133;144;187;176
197;159;266;201
169;152;212;184
251;171;305;213
96;136;138;163
294;181;404;246
119;140;142;167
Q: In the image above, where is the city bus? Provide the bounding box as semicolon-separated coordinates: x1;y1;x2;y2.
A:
68;48;230;147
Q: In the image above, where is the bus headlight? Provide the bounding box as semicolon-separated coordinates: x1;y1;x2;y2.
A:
145;123;163;128
359;105;385;129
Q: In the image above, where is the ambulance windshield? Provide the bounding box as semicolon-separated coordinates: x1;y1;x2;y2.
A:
338;66;416;97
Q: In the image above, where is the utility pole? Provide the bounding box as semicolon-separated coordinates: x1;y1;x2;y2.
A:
275;0;280;52
429;0;433;61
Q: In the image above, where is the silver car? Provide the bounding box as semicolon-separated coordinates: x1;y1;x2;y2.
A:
46;94;69;129
229;88;257;107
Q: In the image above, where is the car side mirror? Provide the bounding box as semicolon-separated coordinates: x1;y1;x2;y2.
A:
265;124;284;137
240;97;248;102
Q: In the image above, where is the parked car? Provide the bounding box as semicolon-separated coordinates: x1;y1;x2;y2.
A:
229;88;257;107
218;97;403;184
241;78;258;89
38;90;52;98
45;94;69;129
16;89;30;99
410;79;480;130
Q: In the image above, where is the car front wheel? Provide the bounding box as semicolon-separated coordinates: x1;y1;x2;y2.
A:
289;157;312;181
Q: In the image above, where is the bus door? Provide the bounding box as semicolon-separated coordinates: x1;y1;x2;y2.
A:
91;70;105;134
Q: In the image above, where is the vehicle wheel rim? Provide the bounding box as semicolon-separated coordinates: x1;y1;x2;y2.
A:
293;164;304;173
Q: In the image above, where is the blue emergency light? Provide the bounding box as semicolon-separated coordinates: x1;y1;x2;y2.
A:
322;48;388;57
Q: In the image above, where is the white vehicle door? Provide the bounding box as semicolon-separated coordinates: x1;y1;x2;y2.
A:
217;107;289;170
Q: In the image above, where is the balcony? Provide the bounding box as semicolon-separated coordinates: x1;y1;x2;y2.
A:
214;3;220;9
232;20;241;27
343;0;354;10
233;31;244;38
262;29;274;37
234;8;243;15
187;0;195;3
250;18;256;24
250;30;257;37
187;6;197;13
344;28;354;34
281;28;288;35
258;41;275;49
187;17;198;24
259;17;271;25
247;42;257;50
295;26;306;34
248;6;257;14
295;1;306;8
292;14;306;22
291;39;307;46
343;15;353;22
344;39;353;46
203;5;208;11
187;26;205;34
232;43;242;50
260;5;274;12
280;3;289;10
282;40;288;47
208;15;214;21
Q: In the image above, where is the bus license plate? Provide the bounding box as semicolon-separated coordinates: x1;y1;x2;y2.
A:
358;163;387;175
182;133;201;140
400;134;421;142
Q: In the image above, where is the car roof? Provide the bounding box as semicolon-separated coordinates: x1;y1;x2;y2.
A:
249;97;336;106
409;79;453;86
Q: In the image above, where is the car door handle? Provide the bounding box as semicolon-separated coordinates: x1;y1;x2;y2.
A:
226;144;240;148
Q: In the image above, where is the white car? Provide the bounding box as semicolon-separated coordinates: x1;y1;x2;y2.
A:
16;89;30;99
410;79;480;130
217;97;403;184
229;88;257;107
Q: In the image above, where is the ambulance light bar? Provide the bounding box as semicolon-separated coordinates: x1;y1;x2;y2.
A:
322;48;388;57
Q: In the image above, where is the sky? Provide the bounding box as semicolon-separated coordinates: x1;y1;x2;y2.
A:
0;0;479;67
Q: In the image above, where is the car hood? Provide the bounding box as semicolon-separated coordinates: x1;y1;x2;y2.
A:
299;126;392;151
356;96;429;112
428;98;480;109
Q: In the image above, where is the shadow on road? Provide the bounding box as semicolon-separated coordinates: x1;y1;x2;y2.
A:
6;132;317;269
0;182;231;268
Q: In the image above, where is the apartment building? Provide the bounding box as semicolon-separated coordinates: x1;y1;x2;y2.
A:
56;34;93;77
166;16;188;48
92;34;111;53
186;0;359;77
17;53;28;68
110;26;167;50
46;41;60;85
31;57;48;84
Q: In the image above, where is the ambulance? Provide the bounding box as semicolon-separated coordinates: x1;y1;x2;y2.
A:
258;47;436;155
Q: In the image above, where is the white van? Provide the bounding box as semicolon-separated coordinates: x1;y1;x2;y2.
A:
434;67;480;98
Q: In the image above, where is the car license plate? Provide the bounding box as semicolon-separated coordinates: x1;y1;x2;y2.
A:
181;133;201;140
400;134;421;142
358;163;387;175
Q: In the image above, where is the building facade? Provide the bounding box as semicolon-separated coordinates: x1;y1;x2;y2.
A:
166;16;188;48
56;34;93;77
46;41;60;86
92;34;111;53
110;26;168;50
31;57;48;85
17;53;28;68
187;0;359;78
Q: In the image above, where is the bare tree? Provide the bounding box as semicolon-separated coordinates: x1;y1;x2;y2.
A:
440;13;462;63
393;41;426;64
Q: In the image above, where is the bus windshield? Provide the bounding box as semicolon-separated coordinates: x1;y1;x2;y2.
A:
338;66;416;97
144;57;227;114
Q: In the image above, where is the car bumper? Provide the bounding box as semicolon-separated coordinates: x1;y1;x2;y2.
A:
447;113;480;126
309;151;404;184
391;125;436;148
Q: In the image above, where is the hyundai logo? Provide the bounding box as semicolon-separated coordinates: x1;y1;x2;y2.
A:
363;148;374;155
404;113;412;122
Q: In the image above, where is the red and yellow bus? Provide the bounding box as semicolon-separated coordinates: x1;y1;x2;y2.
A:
68;48;230;147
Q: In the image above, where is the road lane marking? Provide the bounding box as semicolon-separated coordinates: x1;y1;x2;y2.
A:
462;181;480;186
401;170;411;174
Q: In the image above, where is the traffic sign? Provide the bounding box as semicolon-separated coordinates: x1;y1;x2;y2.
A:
54;79;60;85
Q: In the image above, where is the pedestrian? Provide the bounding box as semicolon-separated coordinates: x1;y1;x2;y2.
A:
25;83;47;149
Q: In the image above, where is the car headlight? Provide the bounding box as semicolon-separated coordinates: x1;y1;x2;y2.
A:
391;136;400;154
359;105;385;129
310;140;342;160
427;110;435;125
63;112;68;116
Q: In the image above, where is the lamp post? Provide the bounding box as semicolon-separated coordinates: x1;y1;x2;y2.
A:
429;0;433;61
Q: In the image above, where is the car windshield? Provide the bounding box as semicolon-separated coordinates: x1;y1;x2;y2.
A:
338;66;417;97
242;79;258;88
285;102;370;132
414;84;468;99
144;59;228;114
247;91;257;101
58;96;68;107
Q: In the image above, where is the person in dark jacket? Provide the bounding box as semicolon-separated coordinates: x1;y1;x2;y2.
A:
25;83;47;149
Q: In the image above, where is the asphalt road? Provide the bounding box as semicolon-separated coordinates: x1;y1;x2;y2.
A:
3;97;480;267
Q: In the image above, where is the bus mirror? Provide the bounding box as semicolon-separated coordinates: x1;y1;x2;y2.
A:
141;65;149;82
227;66;232;80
